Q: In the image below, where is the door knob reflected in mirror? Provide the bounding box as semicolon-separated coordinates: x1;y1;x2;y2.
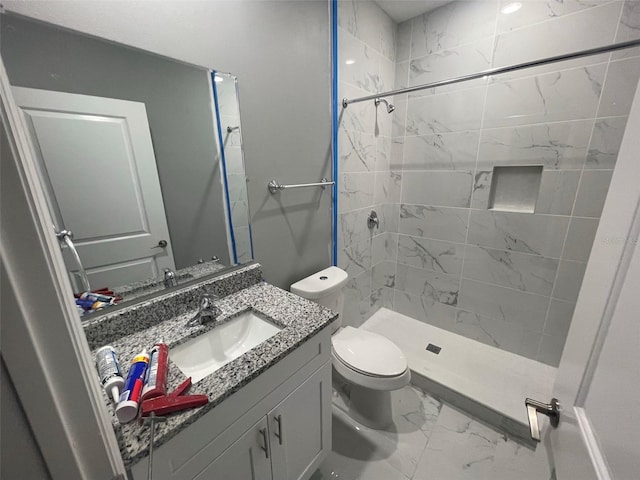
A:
525;397;560;442
152;240;168;249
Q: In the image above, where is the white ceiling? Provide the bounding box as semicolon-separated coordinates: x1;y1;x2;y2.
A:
375;0;452;23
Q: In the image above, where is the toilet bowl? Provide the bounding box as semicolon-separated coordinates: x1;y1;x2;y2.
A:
291;266;411;429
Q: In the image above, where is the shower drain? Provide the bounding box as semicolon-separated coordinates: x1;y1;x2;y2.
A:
425;343;441;354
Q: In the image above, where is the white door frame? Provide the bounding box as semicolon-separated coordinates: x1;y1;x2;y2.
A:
0;59;125;478
550;80;640;478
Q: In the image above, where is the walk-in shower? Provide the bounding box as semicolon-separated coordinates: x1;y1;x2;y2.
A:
336;0;640;441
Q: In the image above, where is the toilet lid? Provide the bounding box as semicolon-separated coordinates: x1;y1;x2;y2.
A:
332;327;407;377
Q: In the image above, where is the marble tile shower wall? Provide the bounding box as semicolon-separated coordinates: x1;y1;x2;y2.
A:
389;0;640;366
218;83;252;263
337;1;399;326
338;0;640;366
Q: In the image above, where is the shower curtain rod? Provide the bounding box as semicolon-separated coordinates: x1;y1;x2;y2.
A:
341;39;640;108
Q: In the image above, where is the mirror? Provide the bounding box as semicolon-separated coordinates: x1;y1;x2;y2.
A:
0;13;253;307
213;72;253;265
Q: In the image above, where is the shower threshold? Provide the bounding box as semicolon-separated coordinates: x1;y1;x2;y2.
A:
361;307;557;445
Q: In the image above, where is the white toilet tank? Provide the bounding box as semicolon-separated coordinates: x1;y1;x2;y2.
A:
291;266;349;331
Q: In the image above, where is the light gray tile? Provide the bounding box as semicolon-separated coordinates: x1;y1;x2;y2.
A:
468;210;570;258
379;56;395;94
402;131;480;171
339;127;376;172
339;29;382;93
598;56;640;117
338;0;395;60
338;237;372;278
396;263;459;306
391;99;407;139
339;172;375;213
406;86;486;135
471;170;493;209
484;64;607;128
478;120;592;171
376;136;392;171
372;232;398;265
454;309;541;360
396;20;412;62
370;286;394;312
410;1;499;57
401;171;473;207
374;170;401;204
224;145;244;175
413;404;501;480
227;174;249;227
616;0;640;42
458;278;551;332
339;82;377;133
463;246;559;296
343;270;372;328
586;116;628;169
496;0;617;34
573;170;614;218
234;226;253;264
562;217;599;262
393;290;458;330
394;60;409;90
372;261;396;290
552;260;587;302
493;2;622;68
491;433;553;480
397;235;465;275
409;38;493;89
337;0;357;35
390;137;404;170
544;298;576;339
537;334;567;366
536;170;581;215
399;204;469;243
380;203;400;233
339;207;373;250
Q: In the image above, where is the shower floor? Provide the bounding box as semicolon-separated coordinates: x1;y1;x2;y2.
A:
361;308;557;442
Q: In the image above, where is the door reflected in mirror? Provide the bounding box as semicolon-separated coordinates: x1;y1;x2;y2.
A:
1;13;253;307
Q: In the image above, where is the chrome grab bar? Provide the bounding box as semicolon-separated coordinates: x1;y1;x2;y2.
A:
268;177;334;194
55;228;91;292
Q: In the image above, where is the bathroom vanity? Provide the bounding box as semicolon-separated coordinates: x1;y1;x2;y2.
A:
83;263;336;480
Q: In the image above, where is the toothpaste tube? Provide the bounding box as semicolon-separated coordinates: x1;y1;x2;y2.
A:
115;349;149;423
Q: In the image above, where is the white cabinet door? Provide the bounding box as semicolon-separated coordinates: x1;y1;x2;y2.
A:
269;363;332;480
12;87;175;291
195;416;272;480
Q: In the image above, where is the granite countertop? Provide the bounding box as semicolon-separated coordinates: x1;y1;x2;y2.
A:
93;280;337;468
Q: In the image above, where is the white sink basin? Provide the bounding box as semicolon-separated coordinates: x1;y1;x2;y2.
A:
171;310;282;383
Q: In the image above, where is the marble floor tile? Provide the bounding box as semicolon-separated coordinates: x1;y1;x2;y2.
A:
315;385;553;480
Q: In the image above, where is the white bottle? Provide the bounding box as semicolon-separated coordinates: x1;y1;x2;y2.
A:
95;345;125;403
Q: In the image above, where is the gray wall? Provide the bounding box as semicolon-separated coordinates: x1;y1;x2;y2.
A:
0;356;51;480
1;13;231;268
3;0;333;289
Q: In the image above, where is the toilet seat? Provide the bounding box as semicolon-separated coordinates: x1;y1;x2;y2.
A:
332;327;411;391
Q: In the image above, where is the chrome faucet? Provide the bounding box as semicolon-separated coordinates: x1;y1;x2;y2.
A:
186;294;222;327
163;268;178;288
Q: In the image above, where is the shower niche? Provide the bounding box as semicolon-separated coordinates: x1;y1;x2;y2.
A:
487;165;543;213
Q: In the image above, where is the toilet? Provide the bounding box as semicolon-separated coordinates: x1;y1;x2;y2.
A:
291;266;410;429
